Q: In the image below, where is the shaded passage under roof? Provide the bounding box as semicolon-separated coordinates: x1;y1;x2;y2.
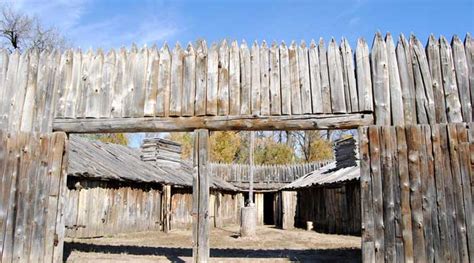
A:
282;161;360;189
68;135;237;191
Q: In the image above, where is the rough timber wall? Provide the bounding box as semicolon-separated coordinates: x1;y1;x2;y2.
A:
64;179;163;238
295;181;361;235
359;124;473;263
0;131;67;263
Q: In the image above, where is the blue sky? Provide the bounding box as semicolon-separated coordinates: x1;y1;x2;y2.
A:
12;0;474;50
10;0;474;147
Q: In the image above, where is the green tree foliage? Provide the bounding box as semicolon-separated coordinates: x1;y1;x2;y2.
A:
210;131;242;163
166;132;193;160
254;137;295;165
308;137;333;161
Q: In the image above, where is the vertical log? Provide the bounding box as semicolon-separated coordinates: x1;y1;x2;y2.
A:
260;41;270;115
309;40;323;113
240;41;251;115
298;41;312;114
381;126;396;262
162;185;171;233
250;41;261;115
360;125;375;262
427;35;448;123
229;41;240;115
385;33;404;125
218;40;229;116
280;42;291;115
207;42;219;116
371;33;390;125
156;44;171;117
440;36;463;123
396;35;417;125
341;38;358;112
270;42;281;115
289;41;302;114
356;38;373;113
318;38;332;113
452;35;472;122
192;129;209;262
170;43;184;116
328;38;346;113
144;47;159;117
465;33;474;122
182;44;196;116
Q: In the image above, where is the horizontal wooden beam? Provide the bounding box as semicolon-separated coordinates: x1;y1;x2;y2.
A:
52;114;373;133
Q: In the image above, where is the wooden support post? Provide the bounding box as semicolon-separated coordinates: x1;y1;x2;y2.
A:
162;184;171;233
192;129;209;262
281;191;297;230
240;131;257;237
249;131;255;204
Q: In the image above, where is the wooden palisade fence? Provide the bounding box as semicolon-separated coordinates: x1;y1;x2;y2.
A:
0;32;472;262
359;124;473;262
0;131;67;262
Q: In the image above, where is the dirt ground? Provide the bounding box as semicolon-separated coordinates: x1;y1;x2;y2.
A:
64;225;361;262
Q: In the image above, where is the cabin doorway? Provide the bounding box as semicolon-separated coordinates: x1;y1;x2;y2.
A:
263;192;275;225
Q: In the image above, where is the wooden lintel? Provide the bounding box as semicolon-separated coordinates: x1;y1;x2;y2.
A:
53;113;373;133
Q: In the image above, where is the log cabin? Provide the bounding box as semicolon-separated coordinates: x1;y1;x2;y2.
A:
282;137;361;235
64;136;243;238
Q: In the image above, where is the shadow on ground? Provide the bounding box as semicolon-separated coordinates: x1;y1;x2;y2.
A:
63;241;361;262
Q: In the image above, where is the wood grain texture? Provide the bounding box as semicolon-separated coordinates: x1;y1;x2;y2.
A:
229;41;240;115
270;42;282;115
371;33;390;125
452;35;472;122
385;33;404;125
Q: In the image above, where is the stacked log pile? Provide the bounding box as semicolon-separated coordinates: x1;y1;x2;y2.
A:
334;137;357;169
141;138;185;167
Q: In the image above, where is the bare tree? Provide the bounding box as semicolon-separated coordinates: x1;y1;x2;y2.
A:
0;5;67;52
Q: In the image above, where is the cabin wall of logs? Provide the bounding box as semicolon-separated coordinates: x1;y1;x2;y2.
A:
63;178;244;238
0;131;67;263
359;124;473;263
294;181;361;235
64;178;163;238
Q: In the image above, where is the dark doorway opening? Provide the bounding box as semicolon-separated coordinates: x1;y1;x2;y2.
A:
264;192;275;225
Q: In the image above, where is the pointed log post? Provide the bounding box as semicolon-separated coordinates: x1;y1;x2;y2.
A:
240;131;257;237
192;129;210;262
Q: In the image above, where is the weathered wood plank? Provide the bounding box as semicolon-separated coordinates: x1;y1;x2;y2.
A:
99;50;115;117
380;126;396;262
84;50;104;118
229;41;240;115
207;42;219;116
144;47;159;117
430;125;451;261
367;126;384;262
385;33;404;125
465;34;474;122
356;38;373;113
110;48;126;117
53;113;373;133
446;124;469;261
328;38;346;113
157;44;171;117
192;129;210;262
309;40;323;114
270;42;281;115
371;33;390;125
455;123;474;261
20;50;39;132
9;51;29;131
260;41;270;115
406;125;426;262
289;41;302;115
280;42;291;115
396;35;417;125
360;126;375;263
440;36;463;123
218;40;230;116
318;38;332;113
395;126;413;262
182;44;196;117
452;35;472;122
341;38;358;112
298;41;312;114
170;44;184;116
411;35;436;124
427;35;448;123
250;41;261;116
240;41;251;115
121;47;135;118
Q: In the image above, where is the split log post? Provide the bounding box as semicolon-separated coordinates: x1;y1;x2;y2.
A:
240;131;257;237
192;129;210;262
162;184;171;233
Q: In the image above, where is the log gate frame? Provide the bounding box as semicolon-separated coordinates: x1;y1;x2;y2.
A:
0;32;472;262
